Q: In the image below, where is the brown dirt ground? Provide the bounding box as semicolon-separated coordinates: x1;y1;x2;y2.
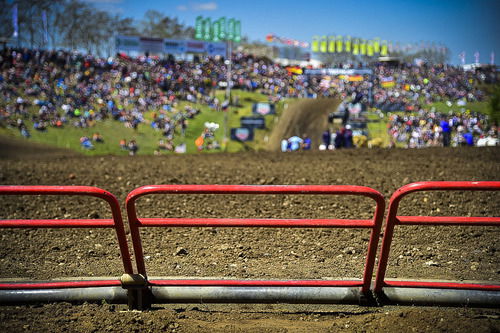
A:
268;99;338;151
0;136;499;332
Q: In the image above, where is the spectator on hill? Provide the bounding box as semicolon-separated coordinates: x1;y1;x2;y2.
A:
302;134;312;150
287;135;303;151
80;136;94;150
440;117;451;147
281;139;288;152
334;128;344;149
344;124;354;148
127;140;138;156
92;132;104;143
119;138;127;150
322;130;331;149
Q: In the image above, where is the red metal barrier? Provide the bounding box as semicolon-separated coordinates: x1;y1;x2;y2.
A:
0;185;133;289
374;181;500;293
126;185;385;294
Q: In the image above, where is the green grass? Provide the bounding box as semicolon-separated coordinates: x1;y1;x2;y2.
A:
366;111;390;147
427;101;489;115
0;90;279;155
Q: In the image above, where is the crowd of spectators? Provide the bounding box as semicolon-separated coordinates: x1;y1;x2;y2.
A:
0;47;497;153
387;108;498;148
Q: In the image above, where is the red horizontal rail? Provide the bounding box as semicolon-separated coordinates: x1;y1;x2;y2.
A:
0;186;133;278
397;216;500;226
126;184;384;198
149;279;363;287
0;280;122;290
126;184;385;295
374;181;500;293
0;219;116;228
137;218;374;228
0;185;117;198
383;280;500;291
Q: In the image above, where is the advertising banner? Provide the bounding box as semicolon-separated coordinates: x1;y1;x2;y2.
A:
206;42;227;56
240;116;266;129
252;103;276;116
231;127;254;141
116;35;141;52
304;68;373;76
164;39;186;54
140;37;164;53
117;36;226;56
185;40;207;53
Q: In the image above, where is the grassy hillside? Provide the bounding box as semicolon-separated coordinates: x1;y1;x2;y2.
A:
0;90;282;155
365;100;490;148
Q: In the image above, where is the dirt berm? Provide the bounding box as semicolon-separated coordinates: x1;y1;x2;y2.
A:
268;98;339;151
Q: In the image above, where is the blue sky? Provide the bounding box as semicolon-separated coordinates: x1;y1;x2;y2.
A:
87;0;500;65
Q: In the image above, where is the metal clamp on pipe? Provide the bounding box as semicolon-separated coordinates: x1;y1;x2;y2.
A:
120;274;148;288
120;274;152;310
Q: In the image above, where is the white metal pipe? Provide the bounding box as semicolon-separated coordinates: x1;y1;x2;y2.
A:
0;287;127;304
151;286;362;304
381;287;500;307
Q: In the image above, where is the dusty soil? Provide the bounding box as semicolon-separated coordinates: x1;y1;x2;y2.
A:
0;136;499;332
268;99;338;151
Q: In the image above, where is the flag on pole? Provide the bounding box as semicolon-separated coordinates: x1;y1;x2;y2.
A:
234;20;241;43
12;4;18;38
491;52;495;65
367;40;374;56
42;11;49;44
320;36;327;53
373;38;380;53
328;36;335;53
352;38;359;55
380;40;388;56
360;39;366;55
459;51;466;65
381;76;395;88
227;18;235;41
336;35;343;52
474;51;480;64
195;16;203;40
345;36;351;53
212;20;220;42
311;36;319;52
219;17;226;40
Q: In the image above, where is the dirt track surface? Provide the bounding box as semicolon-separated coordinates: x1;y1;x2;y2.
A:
0;138;499;332
268;99;339;151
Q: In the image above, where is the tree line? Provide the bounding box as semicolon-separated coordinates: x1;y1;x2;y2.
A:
0;0;194;55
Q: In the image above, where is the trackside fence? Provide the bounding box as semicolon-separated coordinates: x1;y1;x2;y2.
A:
125;184;385;299
374;181;500;295
1;183;499;308
0;186;133;290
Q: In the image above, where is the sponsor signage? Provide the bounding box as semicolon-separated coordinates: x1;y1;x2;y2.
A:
206;42;227;56
240;116;266;129
116;35;140;52
139;37;164;53
185;40;206;53
164;39;186;54
231;127;254;141
252;103;276;116
304;68;373;76
116;36;226;56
